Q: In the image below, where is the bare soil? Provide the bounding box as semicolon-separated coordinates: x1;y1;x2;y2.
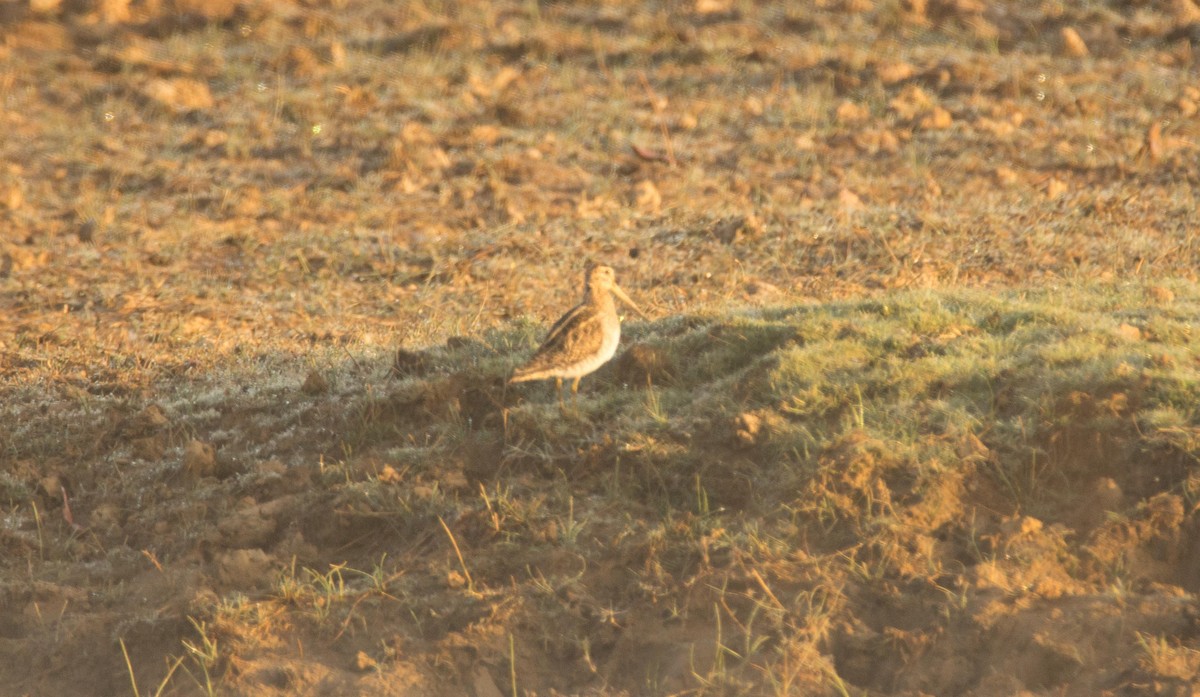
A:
3;1;1200;695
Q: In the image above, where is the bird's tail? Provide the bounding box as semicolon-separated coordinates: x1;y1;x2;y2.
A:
509;365;548;383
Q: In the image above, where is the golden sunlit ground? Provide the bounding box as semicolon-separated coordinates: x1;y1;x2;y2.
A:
3;0;1200;695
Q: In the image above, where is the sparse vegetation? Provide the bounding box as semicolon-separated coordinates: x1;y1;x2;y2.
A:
3;1;1200;695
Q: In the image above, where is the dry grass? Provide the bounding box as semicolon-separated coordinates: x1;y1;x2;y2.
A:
3;1;1200;695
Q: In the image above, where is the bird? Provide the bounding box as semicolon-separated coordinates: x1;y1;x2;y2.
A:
509;264;649;405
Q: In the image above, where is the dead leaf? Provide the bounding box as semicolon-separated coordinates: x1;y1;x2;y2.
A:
62;486;84;533
636;180;662;213
202;130;229;149
794;132;818;150
354;651;378;672
695;0;732;13
492;66;522;93
329;40;346;68
994;166;1019;185
4;186;23;211
835;100;869;124
98;0;131;23
1170;0;1200;23
282;46;323;77
976;117;1016;138
1045;178;1069;199
400;121;436;145
183;439;217;478
1113;323;1142;342
734;412;762;446
40;473;63;499
876;61;915;84
471;124;503;145
1146;120;1164;162
30;0;62;14
631;143;668;162
1148;286;1175;303
1060;27;1089;57
576;192;617;218
4;245;50;270
889;85;933;120
6;21;70;51
920;106;953;130
144;78;213;113
853;128;900;154
838;188;865;212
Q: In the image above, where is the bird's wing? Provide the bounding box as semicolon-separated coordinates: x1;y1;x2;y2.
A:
518;303;605;372
541;301;586;347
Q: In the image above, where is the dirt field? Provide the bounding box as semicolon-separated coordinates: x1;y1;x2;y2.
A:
4;0;1200;695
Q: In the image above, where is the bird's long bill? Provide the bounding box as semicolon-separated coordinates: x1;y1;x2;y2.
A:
611;283;650;320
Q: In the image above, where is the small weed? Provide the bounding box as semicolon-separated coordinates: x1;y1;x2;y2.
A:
1135;632;1200;680
180;617;221;696
558;496;586;546
438;515;476;595
305;563;349;622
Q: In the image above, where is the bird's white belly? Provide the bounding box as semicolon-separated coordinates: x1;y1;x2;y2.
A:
560;317;620;378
